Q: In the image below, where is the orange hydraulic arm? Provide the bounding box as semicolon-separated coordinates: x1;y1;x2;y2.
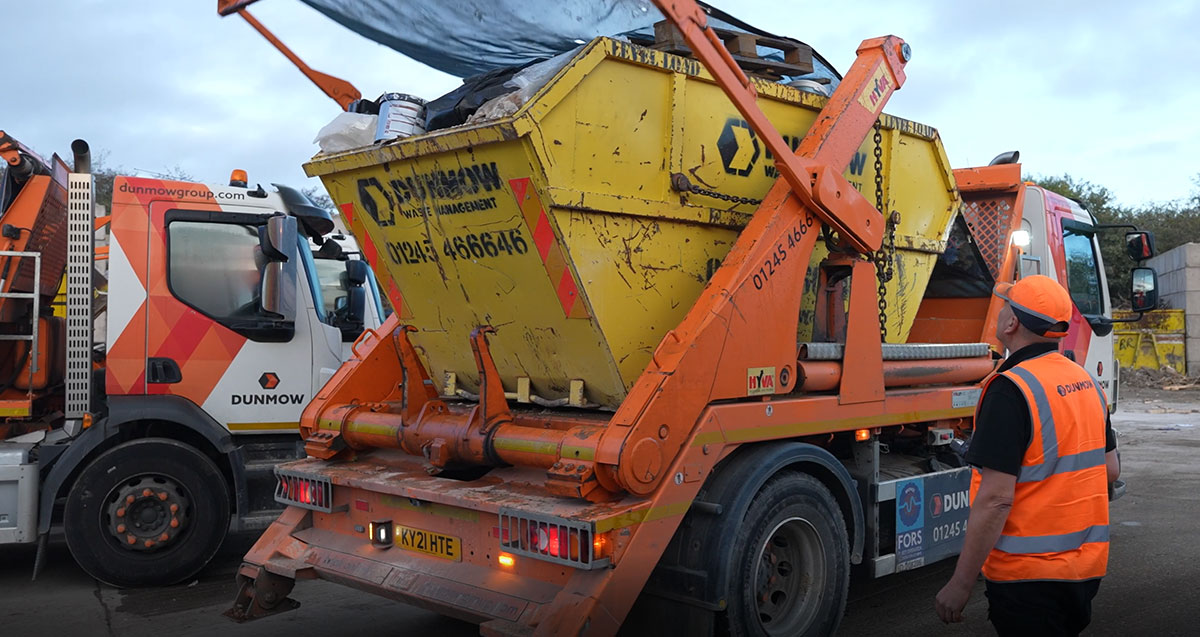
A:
217;0;361;110
585;0;909;496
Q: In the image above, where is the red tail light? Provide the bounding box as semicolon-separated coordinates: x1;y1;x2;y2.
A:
497;509;610;570
529;524;565;557
274;469;333;513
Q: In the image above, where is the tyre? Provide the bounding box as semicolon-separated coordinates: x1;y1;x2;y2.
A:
64;438;231;587
723;472;850;637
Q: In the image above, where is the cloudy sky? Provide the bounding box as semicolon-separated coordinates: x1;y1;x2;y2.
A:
8;1;1198;208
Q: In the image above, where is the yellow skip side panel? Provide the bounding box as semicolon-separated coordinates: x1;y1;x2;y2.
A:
315;141;629;406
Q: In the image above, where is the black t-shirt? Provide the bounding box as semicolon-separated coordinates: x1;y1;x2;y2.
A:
966;342;1117;477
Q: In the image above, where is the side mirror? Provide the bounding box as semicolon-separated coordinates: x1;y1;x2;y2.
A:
260;214;293;261
260;215;298;321
345;259;369;287
330;260;370;341
1125;231;1155;262
1130;267;1158;312
333;288;366;341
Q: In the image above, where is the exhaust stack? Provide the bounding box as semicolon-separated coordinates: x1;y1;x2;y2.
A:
70;139;90;174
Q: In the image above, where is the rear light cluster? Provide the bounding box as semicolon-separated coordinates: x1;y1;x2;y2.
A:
497;508;611;570
274;468;333;513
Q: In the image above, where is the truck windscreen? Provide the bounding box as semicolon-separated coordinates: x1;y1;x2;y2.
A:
1061;221;1103;316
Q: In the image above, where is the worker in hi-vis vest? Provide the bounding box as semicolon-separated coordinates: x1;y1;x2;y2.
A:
935;275;1120;635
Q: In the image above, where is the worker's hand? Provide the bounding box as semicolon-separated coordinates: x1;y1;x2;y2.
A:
935;579;972;624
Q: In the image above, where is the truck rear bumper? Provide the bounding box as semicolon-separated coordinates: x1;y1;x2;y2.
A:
236;450;654;630
240;512;559;625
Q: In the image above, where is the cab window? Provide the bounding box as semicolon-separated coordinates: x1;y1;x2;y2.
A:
1061;221;1103;315
168;221;262;319
313;258;349;321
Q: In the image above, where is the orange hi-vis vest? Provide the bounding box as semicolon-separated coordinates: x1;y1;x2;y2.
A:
970;352;1110;582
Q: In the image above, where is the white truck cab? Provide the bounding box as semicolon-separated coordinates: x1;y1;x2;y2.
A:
0;146;385;587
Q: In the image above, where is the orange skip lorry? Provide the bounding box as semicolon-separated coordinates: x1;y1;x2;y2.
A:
223;1;1156;634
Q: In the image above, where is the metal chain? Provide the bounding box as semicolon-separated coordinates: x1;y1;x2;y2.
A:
670;173;763;206
869;120;899;341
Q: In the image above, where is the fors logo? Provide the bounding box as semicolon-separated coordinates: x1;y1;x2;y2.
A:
258;372;280;390
898;482;922;527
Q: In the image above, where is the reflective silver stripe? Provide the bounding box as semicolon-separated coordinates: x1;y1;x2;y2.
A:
1009;366;1059;483
1009;364;1108;483
995;525;1109;554
1017;447;1107;482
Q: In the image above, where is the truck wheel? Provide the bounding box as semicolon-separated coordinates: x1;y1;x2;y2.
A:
723;472;849;637
64;438;231;587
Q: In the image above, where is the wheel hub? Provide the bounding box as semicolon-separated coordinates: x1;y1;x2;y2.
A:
753;516;825;635
105;476;190;551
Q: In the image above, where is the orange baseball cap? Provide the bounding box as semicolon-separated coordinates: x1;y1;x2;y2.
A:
994;275;1073;337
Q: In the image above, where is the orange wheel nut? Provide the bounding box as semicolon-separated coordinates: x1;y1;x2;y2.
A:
170;504;179;513
157;491;168;501
126;495;135;504
116;508;125;517
170;518;179;528
144;539;154;548
126;535;136;545
116;524;126;533
159;533;169;541
142;489;153;497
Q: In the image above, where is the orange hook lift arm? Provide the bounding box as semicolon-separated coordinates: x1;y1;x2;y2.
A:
217;1;361;110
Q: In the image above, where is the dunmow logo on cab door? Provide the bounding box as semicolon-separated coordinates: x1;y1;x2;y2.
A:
231;372;305;405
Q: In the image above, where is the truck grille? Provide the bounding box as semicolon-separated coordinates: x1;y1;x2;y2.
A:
497;508;609;570
274;468;333;513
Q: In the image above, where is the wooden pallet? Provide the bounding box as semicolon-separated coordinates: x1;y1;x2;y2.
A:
644;20;815;78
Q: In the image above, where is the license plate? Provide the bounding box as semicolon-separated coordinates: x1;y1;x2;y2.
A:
395;525;462;561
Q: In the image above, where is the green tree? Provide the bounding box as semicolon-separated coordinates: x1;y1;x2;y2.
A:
91;151;121;214
1030;174;1200;308
1126;198;1200;256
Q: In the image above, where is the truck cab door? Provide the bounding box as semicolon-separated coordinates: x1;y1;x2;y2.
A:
146;204;316;433
308;254;386;389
